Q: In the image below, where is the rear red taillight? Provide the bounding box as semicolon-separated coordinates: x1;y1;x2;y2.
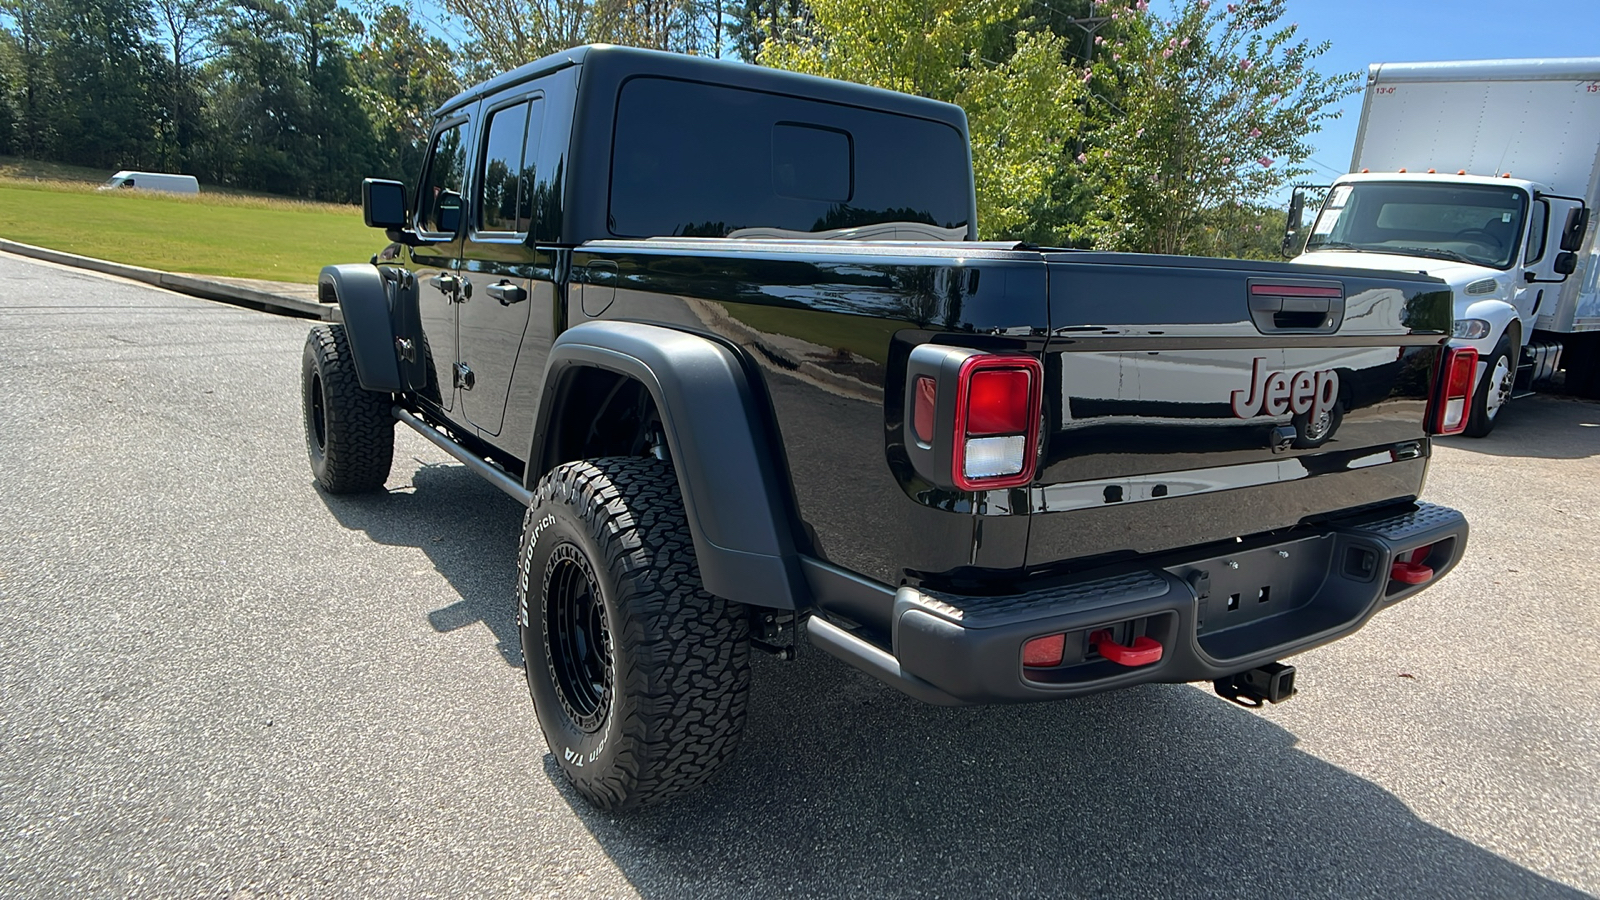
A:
952;355;1043;491
964;369;1033;435
1432;347;1478;435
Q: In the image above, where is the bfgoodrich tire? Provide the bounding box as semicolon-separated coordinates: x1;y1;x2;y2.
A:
517;457;751;810
301;324;395;492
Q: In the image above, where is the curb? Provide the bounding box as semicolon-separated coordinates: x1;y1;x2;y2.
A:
0;237;333;321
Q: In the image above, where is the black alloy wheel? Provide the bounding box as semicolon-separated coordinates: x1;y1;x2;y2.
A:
542;543;613;733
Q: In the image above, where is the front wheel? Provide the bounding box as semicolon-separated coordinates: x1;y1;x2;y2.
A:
301;325;394;492
1464;337;1514;438
517;457;751;810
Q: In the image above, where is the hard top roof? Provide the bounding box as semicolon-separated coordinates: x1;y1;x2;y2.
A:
432;43;966;127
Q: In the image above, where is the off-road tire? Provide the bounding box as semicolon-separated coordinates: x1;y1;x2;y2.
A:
517;457;751;811
301;324;394;492
1464;336;1514;438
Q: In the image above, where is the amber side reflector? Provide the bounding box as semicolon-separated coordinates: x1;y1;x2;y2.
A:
912;376;937;444
1023;633;1066;668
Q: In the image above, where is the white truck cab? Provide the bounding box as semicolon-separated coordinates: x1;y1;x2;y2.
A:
1288;58;1600;436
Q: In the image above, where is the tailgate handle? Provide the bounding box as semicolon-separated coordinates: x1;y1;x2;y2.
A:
1247;280;1344;334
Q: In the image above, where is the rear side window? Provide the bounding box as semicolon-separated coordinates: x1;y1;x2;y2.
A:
609;77;970;238
418;123;468;235
477;98;548;236
479;102;530;233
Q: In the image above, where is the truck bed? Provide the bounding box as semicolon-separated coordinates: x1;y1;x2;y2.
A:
568;239;1453;587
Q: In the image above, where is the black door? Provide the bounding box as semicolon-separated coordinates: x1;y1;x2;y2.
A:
459;96;548;438
410;116;471;415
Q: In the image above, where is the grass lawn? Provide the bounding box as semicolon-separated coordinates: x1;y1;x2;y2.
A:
0;170;381;284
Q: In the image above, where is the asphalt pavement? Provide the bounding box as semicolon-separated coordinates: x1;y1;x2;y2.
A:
1;251;1596;899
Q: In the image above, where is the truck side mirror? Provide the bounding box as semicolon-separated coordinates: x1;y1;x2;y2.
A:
1554;251;1578;276
363;178;408;230
1281;190;1306;257
1560;207;1589;252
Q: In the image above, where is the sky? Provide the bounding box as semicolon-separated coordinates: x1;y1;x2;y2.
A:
1269;0;1600;179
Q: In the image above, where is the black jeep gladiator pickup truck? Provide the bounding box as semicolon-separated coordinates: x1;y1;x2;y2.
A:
304;45;1471;810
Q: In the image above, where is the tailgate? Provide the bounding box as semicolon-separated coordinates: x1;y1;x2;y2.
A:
1027;253;1451;568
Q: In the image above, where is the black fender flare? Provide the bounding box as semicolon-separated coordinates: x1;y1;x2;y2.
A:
319;264;402;392
528;320;807;610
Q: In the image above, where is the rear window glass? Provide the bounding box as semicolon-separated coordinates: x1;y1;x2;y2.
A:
479;102;531;233
609;77;970;239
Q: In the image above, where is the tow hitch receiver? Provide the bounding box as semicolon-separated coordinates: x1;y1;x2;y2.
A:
1215;662;1297;707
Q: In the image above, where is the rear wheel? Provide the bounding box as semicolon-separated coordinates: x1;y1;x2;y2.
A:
517;457;750;810
1464;336;1514;438
301;325;395;492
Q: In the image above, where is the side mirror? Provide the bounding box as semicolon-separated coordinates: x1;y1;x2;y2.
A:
363;178;408;230
1281;189;1306;257
1560;207;1589;252
1554;251;1578;276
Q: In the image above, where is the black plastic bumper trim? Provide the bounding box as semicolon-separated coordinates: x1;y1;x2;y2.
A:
812;502;1468;705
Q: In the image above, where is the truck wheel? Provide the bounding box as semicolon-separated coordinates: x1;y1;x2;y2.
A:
1464;337;1514;438
517;457;751;810
301;324;395;492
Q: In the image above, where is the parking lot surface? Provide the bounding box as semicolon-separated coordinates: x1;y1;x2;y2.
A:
1;252;1597;899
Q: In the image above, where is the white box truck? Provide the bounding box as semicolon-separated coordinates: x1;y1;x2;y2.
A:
1287;57;1599;436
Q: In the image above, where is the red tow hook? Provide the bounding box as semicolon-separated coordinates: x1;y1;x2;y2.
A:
1391;546;1434;584
1090;630;1163;667
1390;560;1434;584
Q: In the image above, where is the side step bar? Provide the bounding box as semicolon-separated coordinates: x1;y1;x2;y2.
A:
393;406;533;507
805;616;965;707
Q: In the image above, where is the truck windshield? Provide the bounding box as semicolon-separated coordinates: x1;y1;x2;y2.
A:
1304;182;1528;269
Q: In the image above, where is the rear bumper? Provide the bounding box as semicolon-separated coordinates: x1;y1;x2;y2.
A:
806;502;1468;705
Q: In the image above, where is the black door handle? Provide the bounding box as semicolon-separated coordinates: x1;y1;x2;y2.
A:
486;281;527;306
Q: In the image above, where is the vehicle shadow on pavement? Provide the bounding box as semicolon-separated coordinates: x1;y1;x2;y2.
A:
316;460;527;667
552;649;1586;899
1437;394;1600;460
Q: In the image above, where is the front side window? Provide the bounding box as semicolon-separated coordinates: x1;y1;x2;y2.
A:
418;122;468;235
1305;181;1527;269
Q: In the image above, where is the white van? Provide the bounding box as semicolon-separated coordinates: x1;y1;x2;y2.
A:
98;171;200;195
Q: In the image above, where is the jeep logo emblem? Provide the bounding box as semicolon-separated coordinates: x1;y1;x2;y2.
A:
1231;358;1339;420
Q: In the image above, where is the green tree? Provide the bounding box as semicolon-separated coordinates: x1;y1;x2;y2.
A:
759;0;1084;237
1066;0;1356;254
28;0;163;169
439;0;729;77
204;0;380;200
351;4;461;183
150;0;223;170
728;0;807;62
0;0;55;157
